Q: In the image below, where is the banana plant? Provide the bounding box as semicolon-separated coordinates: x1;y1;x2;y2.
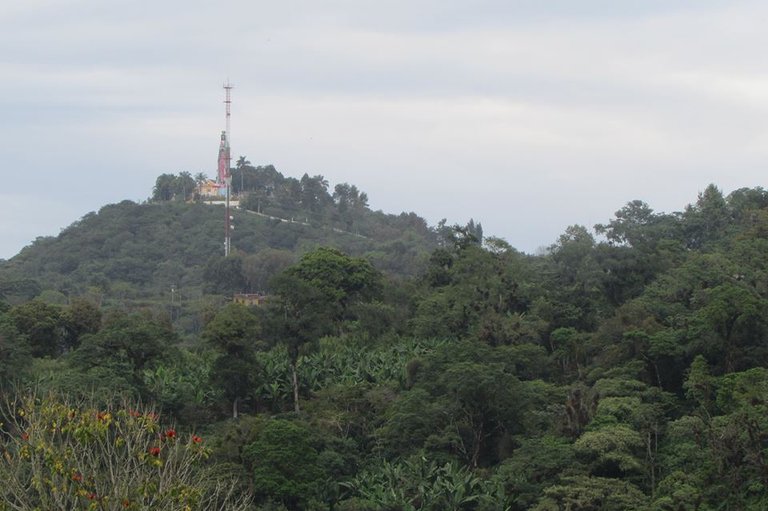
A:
341;455;508;510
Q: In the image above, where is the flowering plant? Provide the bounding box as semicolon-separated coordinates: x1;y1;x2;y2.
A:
0;393;249;510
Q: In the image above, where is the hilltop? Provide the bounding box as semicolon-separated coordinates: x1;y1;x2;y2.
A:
0;165;457;311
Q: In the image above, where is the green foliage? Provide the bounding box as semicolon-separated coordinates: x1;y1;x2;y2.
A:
204;254;247;295
0;392;251;510
657;366;768;509
532;475;648;510
340;456;505;511
153;171;196;201
9;299;64;358
61;297;102;350
377;342;531;468
203;304;263;417
574;425;644;476
0;190;436;321
242;248;295;292
203;303;261;355
410;239;535;343
243;419;325;509
5;182;768;509
0;278;41;303
267;248;384;412
495;436;577;511
284;247;382;313
68;310;176;396
142;349;218;420
0;314;30;387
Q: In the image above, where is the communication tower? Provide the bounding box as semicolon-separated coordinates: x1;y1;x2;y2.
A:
217;80;234;256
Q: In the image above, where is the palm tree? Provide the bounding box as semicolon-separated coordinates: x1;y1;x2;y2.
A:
236;156;251;194
176;171;195;200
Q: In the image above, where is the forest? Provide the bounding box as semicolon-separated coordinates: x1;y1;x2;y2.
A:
1;173;768;510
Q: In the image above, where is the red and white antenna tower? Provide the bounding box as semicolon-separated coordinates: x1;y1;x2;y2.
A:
218;79;234;256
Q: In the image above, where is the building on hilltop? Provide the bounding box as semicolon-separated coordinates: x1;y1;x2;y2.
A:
196;179;222;198
233;293;268;306
195;179;240;206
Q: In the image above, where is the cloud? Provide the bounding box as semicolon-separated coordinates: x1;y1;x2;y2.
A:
1;0;768;258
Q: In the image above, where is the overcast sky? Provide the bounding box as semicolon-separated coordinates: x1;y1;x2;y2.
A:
2;0;768;259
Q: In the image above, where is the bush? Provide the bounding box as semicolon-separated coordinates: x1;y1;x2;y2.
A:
0;393;251;510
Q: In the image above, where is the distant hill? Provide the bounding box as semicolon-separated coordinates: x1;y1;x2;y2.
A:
0;167;446;310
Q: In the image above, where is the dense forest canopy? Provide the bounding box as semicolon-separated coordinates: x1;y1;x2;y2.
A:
2;177;768;510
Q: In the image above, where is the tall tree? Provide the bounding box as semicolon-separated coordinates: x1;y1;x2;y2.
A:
152;173;177;201
234;155;252;194
268;248;382;412
203;303;262;418
9;300;64;358
175;171;196;201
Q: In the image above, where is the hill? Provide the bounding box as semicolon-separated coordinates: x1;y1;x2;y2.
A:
0;167;447;310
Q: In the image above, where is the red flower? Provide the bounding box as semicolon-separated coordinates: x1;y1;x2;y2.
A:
165;429;176;439
20;432;29;441
148;446;161;456
191;435;202;444
87;493;97;500
129;409;141;418
71;472;82;482
122;499;131;508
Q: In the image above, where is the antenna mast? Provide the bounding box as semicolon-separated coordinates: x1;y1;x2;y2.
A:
222;80;234;256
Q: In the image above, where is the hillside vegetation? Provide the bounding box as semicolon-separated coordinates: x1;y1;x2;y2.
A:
1;166;443;332
2;181;768;510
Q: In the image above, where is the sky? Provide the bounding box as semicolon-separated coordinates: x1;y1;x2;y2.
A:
2;0;768;259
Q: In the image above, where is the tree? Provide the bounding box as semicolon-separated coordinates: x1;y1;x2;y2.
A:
269;274;337;413
378;342;531;468
241;249;295;293
203;254;246;295
659;367;768;509
152;173;177;201
203;303;262;418
594;200;681;253
549;327;590;380
152;172;195;201
689;282;767;373
60;297;101;351
0;314;30;389
434;361;526;468
299;174;331;214
268;247;382;412
411;236;534;343
234;156;252;194
541;225;606;331
574;425;645;478
69;311;176;396
682;184;729;249
174;171;196;201
194;172;208;185
282;247;382;325
533;476;648;510
0;393;251;510
9;300;64;358
0;278;42;303
243;419;325;509
495;436;576;511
